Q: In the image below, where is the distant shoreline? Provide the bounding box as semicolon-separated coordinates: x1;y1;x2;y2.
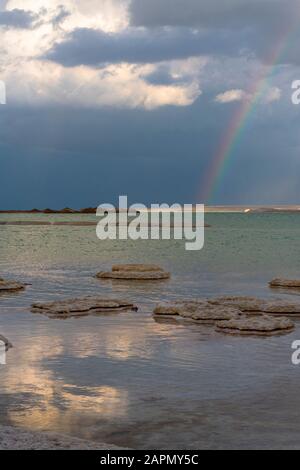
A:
0;206;300;214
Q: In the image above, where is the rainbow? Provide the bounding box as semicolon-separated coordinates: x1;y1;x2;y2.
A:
200;25;294;203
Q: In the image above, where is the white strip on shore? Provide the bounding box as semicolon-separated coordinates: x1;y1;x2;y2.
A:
0;425;126;450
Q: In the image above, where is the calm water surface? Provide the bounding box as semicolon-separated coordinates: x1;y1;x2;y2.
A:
0;213;300;449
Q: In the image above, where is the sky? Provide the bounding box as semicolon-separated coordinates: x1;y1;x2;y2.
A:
0;0;300;208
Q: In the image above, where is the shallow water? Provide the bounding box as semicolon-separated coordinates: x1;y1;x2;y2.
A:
0;213;300;449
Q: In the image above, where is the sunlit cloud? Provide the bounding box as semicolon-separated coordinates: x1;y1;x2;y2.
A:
215;89;247;104
0;0;204;109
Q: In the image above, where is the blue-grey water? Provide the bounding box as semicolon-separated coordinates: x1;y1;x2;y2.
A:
0;212;300;449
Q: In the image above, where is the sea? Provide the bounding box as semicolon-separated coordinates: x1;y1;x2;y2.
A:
0;212;300;449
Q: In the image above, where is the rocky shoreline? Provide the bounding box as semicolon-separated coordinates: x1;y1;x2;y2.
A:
0;426;126;450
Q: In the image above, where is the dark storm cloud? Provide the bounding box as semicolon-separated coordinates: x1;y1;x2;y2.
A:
130;0;300;31
129;0;300;66
0;105;213;208
44;26;248;66
43;0;300;68
1;99;300;208
0;9;38;29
